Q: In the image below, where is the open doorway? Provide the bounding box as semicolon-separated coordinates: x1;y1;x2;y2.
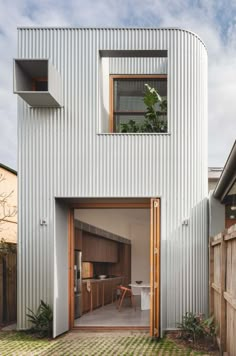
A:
73;208;150;328
67;198;160;336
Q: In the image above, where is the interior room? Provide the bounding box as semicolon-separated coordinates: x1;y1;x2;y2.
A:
73;208;150;328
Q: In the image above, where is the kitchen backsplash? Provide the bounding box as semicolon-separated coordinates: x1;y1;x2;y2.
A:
82;262;94;279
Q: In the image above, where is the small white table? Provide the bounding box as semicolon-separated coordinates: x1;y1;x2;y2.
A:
129;283;150;310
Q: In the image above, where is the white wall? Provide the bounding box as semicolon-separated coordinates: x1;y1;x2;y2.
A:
100;58;110;132
75;208;150;294
54;201;69;337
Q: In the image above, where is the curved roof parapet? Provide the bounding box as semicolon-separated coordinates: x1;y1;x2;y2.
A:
17;27;207;50
214;140;236;201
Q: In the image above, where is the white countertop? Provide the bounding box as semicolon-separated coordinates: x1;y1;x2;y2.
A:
82;276;123;283
129;283;150;288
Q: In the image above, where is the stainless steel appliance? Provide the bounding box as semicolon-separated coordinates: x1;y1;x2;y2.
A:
74;250;82;319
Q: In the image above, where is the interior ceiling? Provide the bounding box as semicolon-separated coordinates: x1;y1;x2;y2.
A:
74;208;150;239
18;60;48;77
58;197;151;206
75;208;150;221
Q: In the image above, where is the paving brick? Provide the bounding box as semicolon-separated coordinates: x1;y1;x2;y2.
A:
0;331;214;355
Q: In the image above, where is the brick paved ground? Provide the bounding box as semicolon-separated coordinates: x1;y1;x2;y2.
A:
0;330;215;355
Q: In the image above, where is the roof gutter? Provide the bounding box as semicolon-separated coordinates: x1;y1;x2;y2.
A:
214;141;236;201
0;163;17;175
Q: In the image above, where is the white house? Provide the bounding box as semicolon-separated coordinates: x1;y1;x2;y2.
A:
0;163;17;244
14;27;208;338
209;140;236;236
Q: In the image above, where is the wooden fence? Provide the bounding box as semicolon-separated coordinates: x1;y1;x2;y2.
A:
0;252;17;323
210;224;236;356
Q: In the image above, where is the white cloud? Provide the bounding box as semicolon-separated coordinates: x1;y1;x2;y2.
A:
0;0;236;169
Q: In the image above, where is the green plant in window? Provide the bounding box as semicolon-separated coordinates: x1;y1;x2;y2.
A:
119;119;140;133
120;84;167;133
142;84;167;132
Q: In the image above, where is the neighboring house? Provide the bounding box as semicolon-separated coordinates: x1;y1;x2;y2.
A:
14;28;208;339
209;140;236;235
0;163;17;244
208;167;222;192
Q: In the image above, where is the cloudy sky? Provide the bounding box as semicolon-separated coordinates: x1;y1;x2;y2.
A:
0;0;236;170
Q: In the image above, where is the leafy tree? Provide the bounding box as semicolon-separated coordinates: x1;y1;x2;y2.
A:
0;172;17;323
0;173;17;228
0;172;17;256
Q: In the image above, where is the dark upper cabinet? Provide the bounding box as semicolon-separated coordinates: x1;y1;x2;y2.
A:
82;233;118;263
74;228;82;250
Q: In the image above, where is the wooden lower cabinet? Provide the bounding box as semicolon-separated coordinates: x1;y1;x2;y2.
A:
98;282;104;307
82;278;124;314
91;282;99;310
82;283;92;313
103;280;112;305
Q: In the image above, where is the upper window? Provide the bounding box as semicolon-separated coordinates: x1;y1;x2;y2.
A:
14;59;62;107
110;75;167;133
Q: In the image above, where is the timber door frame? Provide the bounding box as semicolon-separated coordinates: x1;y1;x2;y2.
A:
68;208;75;330
68;198;161;335
150;198;161;338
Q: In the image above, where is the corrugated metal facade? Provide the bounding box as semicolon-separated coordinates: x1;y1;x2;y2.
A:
17;28;208;334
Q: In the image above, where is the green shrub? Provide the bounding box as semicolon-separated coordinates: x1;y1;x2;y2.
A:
177;312;217;345
26;300;53;338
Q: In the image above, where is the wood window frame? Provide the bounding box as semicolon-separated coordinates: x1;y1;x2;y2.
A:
109;74;167;133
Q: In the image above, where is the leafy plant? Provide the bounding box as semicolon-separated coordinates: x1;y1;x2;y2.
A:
26;300;53;338
120;119;140;133
120;83;167;133
201;315;218;338
177;312;203;343
177;312;217;345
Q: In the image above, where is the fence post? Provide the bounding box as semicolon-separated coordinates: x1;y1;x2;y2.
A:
209;237;214;316
2;256;7;323
220;234;227;353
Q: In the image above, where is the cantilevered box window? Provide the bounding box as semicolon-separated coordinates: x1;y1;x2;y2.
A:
110;75;167;133
13;59;62;107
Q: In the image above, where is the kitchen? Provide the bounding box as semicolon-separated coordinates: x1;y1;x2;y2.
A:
73;208;150;328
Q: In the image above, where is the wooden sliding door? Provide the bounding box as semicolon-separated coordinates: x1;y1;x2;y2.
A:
150;198;160;338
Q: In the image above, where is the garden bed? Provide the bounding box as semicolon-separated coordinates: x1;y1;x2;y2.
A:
167;331;219;355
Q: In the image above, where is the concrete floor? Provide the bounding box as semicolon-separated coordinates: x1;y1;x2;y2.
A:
74;296;149;327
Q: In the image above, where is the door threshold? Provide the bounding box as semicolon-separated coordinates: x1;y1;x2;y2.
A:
73;326;149;331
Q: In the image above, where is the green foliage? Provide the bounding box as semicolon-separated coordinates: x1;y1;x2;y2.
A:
120;119;140;133
120;83;167;133
177;312;217;345
26;300;53;338
177;312;203;343
201;315;218;338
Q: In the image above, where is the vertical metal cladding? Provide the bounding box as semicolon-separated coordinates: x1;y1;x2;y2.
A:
17;28;208;331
